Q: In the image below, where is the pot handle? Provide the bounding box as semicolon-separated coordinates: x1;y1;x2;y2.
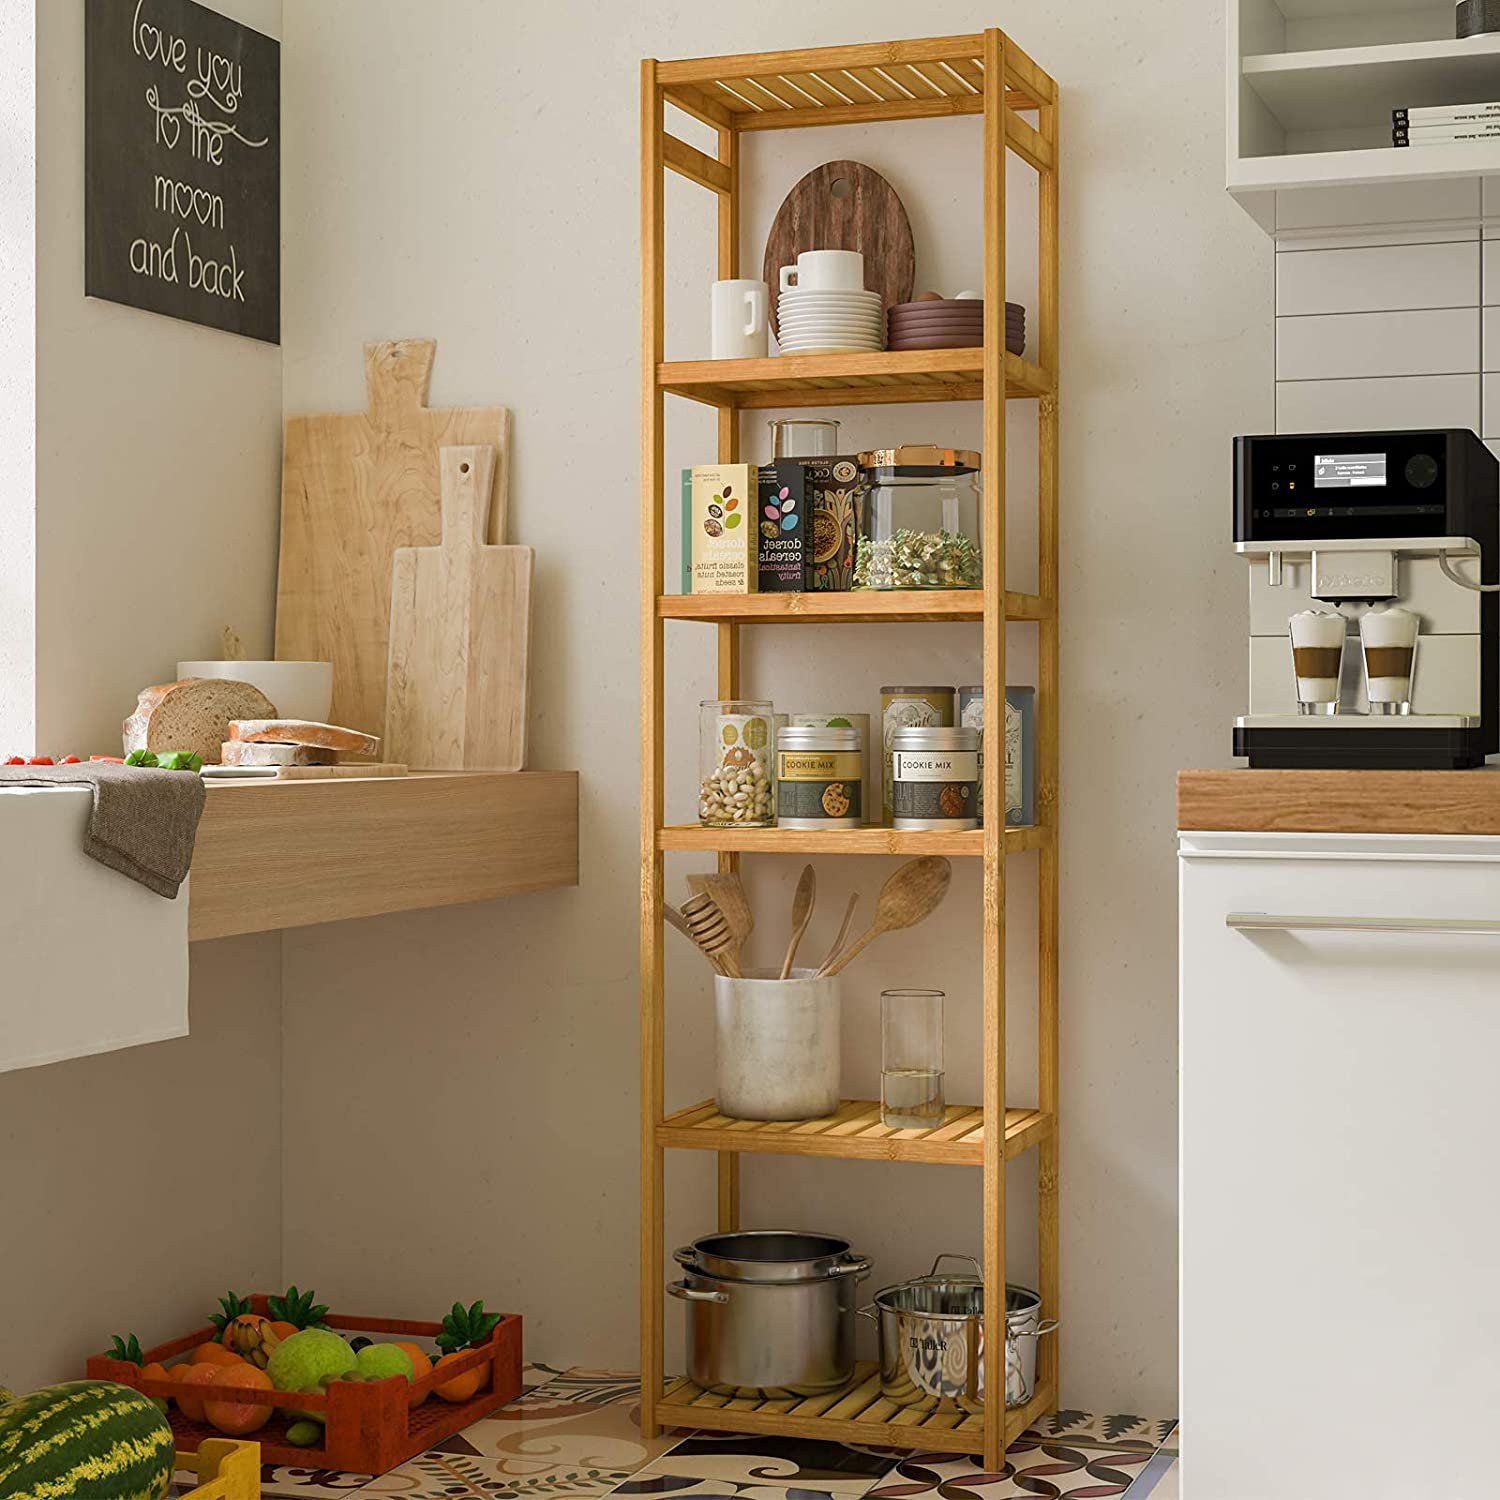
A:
672;1246;696;1268
1011;1318;1060;1340
928;1252;983;1279
827;1256;872;1279
855;1303;880;1323
667;1280;728;1304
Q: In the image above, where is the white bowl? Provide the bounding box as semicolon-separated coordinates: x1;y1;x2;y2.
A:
177;660;334;722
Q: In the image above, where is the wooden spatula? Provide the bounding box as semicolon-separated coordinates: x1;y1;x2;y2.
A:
681;891;741;978
779;864;817;980
819;857;952;977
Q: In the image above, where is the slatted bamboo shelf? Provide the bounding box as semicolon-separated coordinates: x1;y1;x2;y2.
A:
658;1367;1058;1455
657;823;1049;856
659;589;1049;624
658;1099;1054;1165
659;349;1049;409
640;29;1061;1473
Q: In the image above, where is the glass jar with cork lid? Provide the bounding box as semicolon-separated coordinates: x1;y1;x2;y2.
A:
854;446;982;590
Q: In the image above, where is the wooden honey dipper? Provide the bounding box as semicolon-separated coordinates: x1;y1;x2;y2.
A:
680;891;742;977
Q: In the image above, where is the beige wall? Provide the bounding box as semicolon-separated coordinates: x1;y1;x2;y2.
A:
0;0;285;1390
279;0;1269;1412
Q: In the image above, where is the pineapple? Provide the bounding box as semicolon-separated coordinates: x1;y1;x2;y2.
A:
107;1334;145;1367
267;1285;330;1331
435;1299;502;1355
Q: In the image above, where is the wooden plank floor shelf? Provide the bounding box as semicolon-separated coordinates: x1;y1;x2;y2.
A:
658;1366;1058;1455
640;29;1061;1470
658;1099;1053;1165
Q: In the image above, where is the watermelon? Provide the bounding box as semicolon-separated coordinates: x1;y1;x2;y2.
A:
0;1381;175;1500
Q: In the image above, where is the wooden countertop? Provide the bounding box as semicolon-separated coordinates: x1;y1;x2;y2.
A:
190;770;578;941
1178;767;1500;836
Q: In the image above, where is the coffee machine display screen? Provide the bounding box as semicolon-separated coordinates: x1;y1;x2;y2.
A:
1314;453;1386;488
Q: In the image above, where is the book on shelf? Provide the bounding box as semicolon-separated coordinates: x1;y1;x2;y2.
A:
1393;103;1500;127
1393;124;1500;145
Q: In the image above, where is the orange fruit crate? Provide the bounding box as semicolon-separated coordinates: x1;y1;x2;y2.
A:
86;1295;522;1476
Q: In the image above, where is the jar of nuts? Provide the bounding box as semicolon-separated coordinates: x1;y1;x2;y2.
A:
699;700;775;828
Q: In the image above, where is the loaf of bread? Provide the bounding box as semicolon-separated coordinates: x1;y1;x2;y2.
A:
220;740;337;767
227;720;380;756
124;679;278;765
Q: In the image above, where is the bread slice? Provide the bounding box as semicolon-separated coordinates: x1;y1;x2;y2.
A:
220;740;337;767
228;720;381;756
124;679;278;765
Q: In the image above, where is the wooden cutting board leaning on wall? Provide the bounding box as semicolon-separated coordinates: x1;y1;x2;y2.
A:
385;445;533;772
275;339;510;739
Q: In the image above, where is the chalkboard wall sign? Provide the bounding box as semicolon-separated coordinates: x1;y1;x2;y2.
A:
85;0;280;344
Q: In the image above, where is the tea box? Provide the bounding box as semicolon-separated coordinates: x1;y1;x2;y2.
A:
959;685;1036;827
801;456;867;591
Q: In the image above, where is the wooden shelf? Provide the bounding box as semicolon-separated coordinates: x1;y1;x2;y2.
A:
658;1367;1057;1456
658;823;1048;855
659;349;1049;409
189;771;578;941
659;590;1048;623
658;1099;1052;1165
658;32;1054;132
1242;35;1500;137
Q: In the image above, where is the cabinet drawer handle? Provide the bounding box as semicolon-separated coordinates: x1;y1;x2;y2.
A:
1228;912;1500;936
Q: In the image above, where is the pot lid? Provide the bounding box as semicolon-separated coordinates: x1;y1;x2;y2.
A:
858;446;980;472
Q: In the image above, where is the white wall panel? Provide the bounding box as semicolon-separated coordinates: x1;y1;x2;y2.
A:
1485;374;1499;438
1277;373;1480;433
1277;242;1478;316
1277;307;1479;381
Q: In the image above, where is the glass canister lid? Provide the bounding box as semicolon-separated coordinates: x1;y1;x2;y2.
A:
858;445;981;474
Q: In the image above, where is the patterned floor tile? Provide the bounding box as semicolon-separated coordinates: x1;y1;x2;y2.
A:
1026;1411;1178;1453
867;1439;1153;1500
360;1370;688;1499
618;1432;897;1500
524;1363;570;1390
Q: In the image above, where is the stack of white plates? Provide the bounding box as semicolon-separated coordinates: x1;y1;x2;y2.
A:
776;287;884;354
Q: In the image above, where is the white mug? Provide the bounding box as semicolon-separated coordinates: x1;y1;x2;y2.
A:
780;249;865;293
711;279;769;359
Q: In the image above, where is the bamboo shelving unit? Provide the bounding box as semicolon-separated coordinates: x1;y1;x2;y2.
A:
639;30;1060;1470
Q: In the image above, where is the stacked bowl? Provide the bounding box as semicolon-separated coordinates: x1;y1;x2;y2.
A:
777;286;885;354
887;299;1026;355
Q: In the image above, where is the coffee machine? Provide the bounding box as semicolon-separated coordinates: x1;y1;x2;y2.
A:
1234;428;1499;769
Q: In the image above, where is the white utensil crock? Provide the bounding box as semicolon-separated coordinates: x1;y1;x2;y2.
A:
711;279;770;359
714;968;841;1120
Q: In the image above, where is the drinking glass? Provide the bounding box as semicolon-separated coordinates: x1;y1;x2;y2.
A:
881;989;945;1129
768;418;840;459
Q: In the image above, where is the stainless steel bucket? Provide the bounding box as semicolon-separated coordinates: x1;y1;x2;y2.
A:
859;1253;1058;1411
669;1231;870;1396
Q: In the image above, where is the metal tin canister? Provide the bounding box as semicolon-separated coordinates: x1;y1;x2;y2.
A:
880;686;955;825
891;725;980;830
958;686;1036;827
790;713;872;824
777;726;862;829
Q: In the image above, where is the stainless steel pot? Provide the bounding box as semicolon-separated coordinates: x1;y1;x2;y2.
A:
669;1231;871;1396
859;1253;1058;1412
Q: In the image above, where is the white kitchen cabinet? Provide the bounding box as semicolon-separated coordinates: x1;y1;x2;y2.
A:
1181;830;1500;1500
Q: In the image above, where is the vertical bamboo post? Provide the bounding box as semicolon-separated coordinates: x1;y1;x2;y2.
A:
715;117;743;1234
1035;86;1062;1409
639;56;666;1441
980;26;1009;1475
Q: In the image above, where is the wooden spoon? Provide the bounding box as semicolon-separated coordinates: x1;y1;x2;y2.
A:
664;903;727;975
814;892;860;977
681;891;741;978
689;871;753;974
778;864;817;980
820;857;952;977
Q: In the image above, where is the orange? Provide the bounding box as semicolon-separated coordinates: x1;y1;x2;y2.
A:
191;1342;242;1367
204;1362;273;1436
268;1320;298;1341
394;1341;433;1408
139;1360;169;1386
432;1351;487;1403
173;1362;221;1422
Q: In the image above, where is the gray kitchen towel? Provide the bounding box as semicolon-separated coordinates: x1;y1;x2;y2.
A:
0;763;206;897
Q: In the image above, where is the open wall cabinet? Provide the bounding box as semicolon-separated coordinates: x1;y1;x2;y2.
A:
639;32;1060;1470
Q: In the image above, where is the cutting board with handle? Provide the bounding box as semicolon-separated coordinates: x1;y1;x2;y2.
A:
762;160;915;342
275;339;511;740
384;445;533;771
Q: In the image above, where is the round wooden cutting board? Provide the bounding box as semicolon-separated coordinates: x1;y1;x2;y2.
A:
762;161;915;342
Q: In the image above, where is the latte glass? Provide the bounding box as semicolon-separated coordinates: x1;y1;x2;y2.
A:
1360;607;1419;715
1288;610;1346;716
